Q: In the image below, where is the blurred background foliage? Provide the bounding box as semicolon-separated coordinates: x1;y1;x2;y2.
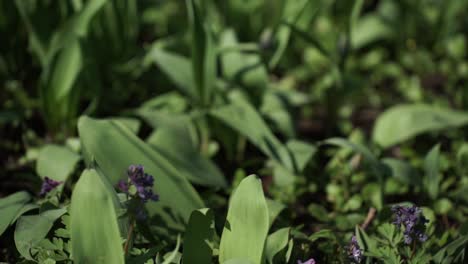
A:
1;0;468;262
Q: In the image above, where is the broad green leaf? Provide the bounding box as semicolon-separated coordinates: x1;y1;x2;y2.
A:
424;144;441;200
70;168;124;264
36;144;81;184
144;46;195;97
15;208;67;260
219;175;269;264
264;228;290;264
223;259;255;264
182;209;214;264
146;118;227;188
211;98;294;172
78;116;204;222
0;192;31;236
112;117;141;134
187;0;216;105
372;104;468;148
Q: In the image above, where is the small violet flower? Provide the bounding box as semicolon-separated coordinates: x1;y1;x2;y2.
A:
39;177;62;197
117;165;159;202
298;258;316;264
347;236;363;263
391;205;428;245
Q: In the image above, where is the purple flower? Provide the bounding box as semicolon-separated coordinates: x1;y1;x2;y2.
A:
298;258;316;264
347;236;363;263
39;177;62;197
391;205;428;245
117;165;159;202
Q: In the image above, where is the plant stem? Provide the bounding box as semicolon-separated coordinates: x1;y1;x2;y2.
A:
124;220;135;256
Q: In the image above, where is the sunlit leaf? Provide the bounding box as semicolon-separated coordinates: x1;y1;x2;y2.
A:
70;168;124;264
219;175;269;264
78;116;204;222
373;104;468;148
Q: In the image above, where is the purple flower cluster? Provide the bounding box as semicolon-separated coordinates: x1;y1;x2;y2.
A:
347;236;363;263
298;258;315;264
118;165;159;202
39;177;62;197
391;205;428;245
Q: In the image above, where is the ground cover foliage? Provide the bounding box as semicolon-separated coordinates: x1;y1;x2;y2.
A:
1;0;468;263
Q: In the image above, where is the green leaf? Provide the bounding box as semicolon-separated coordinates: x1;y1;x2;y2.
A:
70;168;124;264
14;208;67;260
182;209;214;264
78;116;204;222
219;175;269;264
424;144;441;200
266;199;285;228
145;116;227;188
186;0;216;106
286;140;317;172
382;158;418;185
211;97;294;172
264;228;290;264
112;117;141;134
372;104;468;148
41;39;82;130
308;229;336;242
36;144;81;184
351;14;394;49
162;235;182;264
323;137;378;164
0;192;31;236
220;30;268;91
355;225;376;257
144;46;195;97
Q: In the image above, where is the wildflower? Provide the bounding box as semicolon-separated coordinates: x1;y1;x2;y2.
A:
118;165;159;202
298;258;316;264
39;177;62;197
347;236;363;263
391;205;428;245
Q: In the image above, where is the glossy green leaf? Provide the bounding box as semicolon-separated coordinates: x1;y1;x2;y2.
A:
70;168;124;264
78;116;204;222
182;209;214;264
264;228;290;264
372;104;468;148
424;144;441;200
15;208;67;260
219;175;269;264
36;144;81;184
0;192;31;236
